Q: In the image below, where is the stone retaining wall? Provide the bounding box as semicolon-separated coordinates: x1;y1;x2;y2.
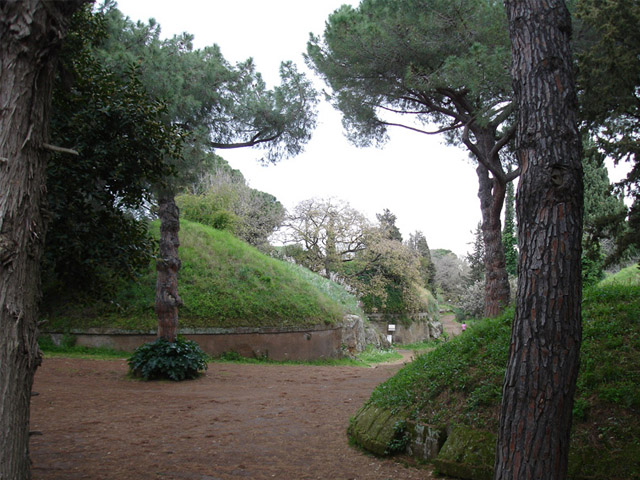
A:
45;324;345;362
43;316;379;362
367;313;443;345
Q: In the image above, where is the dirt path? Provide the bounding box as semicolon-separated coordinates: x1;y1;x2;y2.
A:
31;358;435;480
440;313;462;337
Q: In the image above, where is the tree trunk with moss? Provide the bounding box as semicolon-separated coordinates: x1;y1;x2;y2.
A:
0;1;84;477
155;191;183;342
495;1;584;478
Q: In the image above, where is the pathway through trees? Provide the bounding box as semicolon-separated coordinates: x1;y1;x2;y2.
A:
30;316;464;479
30;357;435;479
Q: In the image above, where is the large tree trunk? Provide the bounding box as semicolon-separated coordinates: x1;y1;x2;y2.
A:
0;1;83;478
495;1;583;479
155;191;183;342
476;163;510;317
470;127;513;318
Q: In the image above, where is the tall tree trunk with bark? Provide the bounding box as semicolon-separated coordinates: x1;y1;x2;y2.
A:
155;190;183;342
0;1;84;478
466;126;517;317
476;163;510;317
495;1;584;479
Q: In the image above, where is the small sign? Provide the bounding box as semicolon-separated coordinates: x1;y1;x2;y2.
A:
388;324;396;332
386;334;393;344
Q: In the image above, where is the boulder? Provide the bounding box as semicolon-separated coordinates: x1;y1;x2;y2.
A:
340;315;366;356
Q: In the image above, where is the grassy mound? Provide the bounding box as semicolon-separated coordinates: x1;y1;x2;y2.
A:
42;219;363;331
358;269;640;479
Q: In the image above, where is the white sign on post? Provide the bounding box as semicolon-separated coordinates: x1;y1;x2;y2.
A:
388;324;396;332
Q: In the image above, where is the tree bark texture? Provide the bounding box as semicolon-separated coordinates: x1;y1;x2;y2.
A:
469;127;513;318
155;192;183;342
476;162;510;318
0;1;84;478
495;2;583;479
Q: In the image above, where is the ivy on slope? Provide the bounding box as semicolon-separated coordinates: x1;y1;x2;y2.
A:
369;283;640;431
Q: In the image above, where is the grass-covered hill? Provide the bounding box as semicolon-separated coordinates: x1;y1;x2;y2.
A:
355;265;640;479
42;219;364;332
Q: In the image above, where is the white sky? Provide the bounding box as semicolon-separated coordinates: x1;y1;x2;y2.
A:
111;1;491;256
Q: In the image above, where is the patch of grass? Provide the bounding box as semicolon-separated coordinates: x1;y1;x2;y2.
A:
211;345;403;367
358;345;403;365
402;338;445;354
211;350;363;367
600;263;640;286
38;335;128;359
42;220;363;332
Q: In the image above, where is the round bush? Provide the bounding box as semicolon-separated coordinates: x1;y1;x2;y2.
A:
128;336;208;381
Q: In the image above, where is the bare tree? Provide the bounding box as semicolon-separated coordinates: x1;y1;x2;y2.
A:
0;1;85;477
280;198;370;278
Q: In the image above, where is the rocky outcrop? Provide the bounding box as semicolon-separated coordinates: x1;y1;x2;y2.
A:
348;405;495;480
340;315;366;356
340;315;391;357
347;404;408;456
432;426;495;480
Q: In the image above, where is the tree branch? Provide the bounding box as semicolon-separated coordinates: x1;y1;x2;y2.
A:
43;143;79;155
380;120;462;136
489;123;517;160
210;130;282;149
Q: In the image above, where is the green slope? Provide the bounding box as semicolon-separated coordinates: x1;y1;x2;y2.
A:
359;272;640;479
42;220;363;331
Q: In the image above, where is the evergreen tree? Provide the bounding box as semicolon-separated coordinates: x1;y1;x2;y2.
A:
502;181;518;276
376;208;403;242
581;141;628;284
307;0;517;317
467;223;486;284
97;5;318;341
407;231;436;290
45;5;180;297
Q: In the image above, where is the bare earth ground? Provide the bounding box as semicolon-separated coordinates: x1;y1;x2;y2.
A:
30;316;460;480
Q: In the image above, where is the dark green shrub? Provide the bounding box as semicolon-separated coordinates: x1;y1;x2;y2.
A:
128;336;208;381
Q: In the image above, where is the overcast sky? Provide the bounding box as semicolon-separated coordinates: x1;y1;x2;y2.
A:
113;0;502;256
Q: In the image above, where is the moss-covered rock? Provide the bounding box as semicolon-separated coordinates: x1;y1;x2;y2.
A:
433;425;495;480
347;404;408;456
406;421;447;461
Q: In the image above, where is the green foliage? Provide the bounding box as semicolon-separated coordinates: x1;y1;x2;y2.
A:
600;264;640;286
581;142;628;283
575;0;640;256
376;209;403;242
502;182;518;277
176;191;239;233
385;420;411;455
407;230;437;290
177;159;285;248
128;336;208;381
357;345;402;365
44;4;180;296
100;5;318;179
467;223;486;284
43;220;360;331
306;0;512;147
